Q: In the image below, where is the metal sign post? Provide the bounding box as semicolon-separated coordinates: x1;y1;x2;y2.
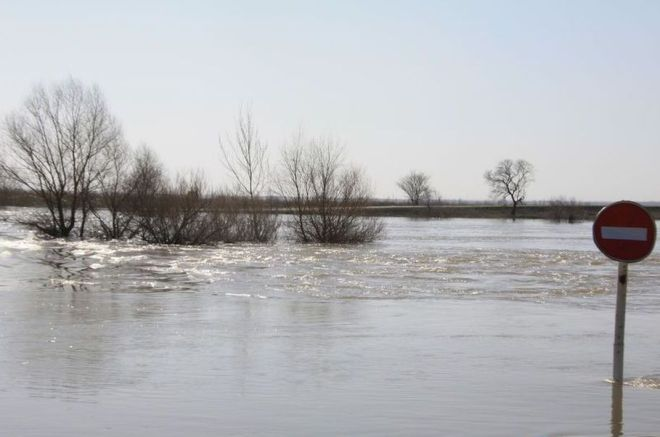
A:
593;201;656;383
612;262;627;383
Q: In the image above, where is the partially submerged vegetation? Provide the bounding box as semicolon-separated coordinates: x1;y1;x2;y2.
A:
0;79;382;245
1;80;122;238
1;188;640;223
3;79;651;246
279;136;383;243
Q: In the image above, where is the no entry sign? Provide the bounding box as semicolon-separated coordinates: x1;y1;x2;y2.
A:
593;201;656;263
593;201;656;384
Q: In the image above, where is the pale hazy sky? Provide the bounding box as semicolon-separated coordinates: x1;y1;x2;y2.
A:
1;0;659;201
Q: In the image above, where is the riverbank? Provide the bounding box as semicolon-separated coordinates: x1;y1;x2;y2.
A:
367;199;660;221
3;189;660;222
362;204;600;221
363;204;660;221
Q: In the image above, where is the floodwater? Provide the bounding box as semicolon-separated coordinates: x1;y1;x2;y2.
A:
1;207;659;436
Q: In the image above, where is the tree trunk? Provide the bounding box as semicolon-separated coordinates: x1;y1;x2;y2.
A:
511;200;518;221
80;206;88;239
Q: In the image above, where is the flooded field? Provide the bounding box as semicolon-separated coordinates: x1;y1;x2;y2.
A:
1;208;659;436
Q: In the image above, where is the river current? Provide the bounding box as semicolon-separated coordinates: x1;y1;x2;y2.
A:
1;207;659;436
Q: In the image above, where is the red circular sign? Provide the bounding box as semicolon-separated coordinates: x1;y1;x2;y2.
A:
593;201;656;263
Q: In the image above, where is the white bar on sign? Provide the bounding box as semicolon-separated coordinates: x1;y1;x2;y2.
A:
601;226;647;241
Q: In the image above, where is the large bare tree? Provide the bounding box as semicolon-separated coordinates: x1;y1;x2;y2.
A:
1;79;123;237
397;171;433;206
484;159;534;220
219;109;278;242
279;136;383;243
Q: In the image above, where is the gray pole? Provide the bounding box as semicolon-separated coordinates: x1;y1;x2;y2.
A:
613;262;628;383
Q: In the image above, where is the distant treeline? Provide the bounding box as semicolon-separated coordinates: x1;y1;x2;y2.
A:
4;185;646;224
361;202;600;222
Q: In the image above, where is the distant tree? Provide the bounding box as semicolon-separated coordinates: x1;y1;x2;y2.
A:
397;171;433;206
0;79;123;237
484;159;534;220
278;136;383;243
219;108;278;242
422;187;437;208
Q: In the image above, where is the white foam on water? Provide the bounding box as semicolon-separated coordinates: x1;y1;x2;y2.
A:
109;254;147;264
626;375;660;389
224;292;266;299
49;278;97;286
225;293;251;298
0;234;43;251
145;264;186;274
605;376;660;389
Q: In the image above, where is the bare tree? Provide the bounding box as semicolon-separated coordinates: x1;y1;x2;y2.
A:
90;140;137;239
125;145;167;236
279;136;383;243
0;79;123;237
484;159;534;220
422;187;437;208
219;108;268;199
0;163;7;190
397;171;433;206
0;164;9;206
130;145;166;204
219;109;278;242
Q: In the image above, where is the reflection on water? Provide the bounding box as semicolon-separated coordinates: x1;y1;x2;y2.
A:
611;382;623;437
1;208;660;436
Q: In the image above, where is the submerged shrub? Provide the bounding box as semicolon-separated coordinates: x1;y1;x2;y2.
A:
546;197;587;223
278;137;383;244
219;108;279;243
